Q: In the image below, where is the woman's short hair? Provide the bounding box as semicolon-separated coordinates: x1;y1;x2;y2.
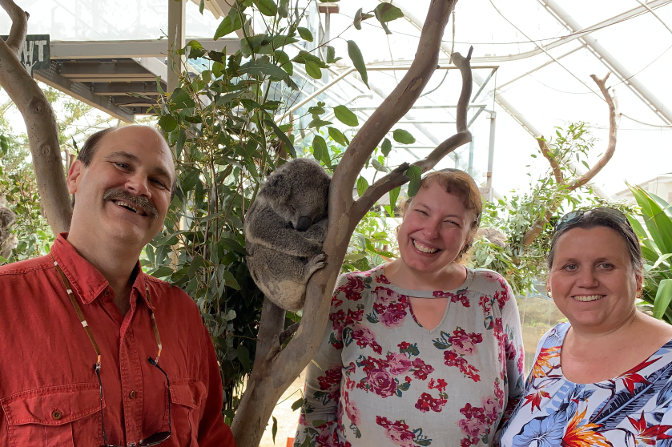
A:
401;168;483;258
547;207;642;272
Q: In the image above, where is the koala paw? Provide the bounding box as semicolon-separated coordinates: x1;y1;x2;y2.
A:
305;252;327;279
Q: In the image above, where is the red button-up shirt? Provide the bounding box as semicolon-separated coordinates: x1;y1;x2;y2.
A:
0;234;236;447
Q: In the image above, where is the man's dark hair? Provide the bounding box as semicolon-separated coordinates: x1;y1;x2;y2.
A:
76;127;116;166
72;127;177;207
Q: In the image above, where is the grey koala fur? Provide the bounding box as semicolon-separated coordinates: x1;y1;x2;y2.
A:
0;195;17;259
244;158;330;312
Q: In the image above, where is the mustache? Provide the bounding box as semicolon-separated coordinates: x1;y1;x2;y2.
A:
103;189;159;221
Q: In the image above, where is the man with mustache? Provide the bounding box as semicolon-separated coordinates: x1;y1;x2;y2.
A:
0;126;237;446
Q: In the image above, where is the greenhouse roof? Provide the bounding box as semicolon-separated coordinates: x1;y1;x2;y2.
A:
1;0;670;197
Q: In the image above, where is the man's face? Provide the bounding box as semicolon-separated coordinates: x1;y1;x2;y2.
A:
67;126;175;251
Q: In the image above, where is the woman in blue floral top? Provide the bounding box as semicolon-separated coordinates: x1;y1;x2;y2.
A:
295;170;525;447
497;208;672;447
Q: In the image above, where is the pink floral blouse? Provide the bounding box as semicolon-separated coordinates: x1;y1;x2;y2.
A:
294;266;525;447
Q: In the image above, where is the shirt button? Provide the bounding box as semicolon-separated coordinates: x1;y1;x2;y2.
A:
129;390;136;399
104;289;110;297
51;409;63;420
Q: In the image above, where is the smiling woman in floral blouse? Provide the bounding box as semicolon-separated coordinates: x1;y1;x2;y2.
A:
496;208;672;447
294;169;525;447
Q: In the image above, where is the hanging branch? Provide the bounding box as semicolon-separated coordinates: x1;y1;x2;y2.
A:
538;138;564;185
230;2;471;446
522;72;617;247
355;48;473;216
0;0;71;234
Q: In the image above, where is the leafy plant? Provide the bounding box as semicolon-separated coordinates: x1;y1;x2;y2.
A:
469;123;627;295
149;0;405;420
627;185;672;322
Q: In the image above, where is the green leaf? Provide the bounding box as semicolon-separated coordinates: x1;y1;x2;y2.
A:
393;129;415;144
199;0;205;14
389;186;400;212
307;118;332;130
312;136;327;162
265;119;297;158
158;114;177;132
653;253;672;270
304;60;322;79
152;266;174;278
333;105;359;127
297;26;313;42
381;138;392;156
253;0;277;16
375;3;404;22
184;40;206;59
406;165;422;196
328;127;349;146
326;46;340;64
347;40;368;88
272;416;278;443
214;14;242;40
356;176;369;197
239;60;288;80
237;344;251;371
223;270;241;290
653;279;672;319
354;8;364;30
291;397;304;411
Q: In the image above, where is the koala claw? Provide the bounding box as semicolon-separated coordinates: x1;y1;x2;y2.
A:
306;252;327;278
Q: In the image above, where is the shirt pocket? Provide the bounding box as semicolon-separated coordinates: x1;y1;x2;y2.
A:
1;383;103;447
169;380;207;447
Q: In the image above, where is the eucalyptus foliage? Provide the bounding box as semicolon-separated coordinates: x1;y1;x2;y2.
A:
469;123;625;295
149;0;406;419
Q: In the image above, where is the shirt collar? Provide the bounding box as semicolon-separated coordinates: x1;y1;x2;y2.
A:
51;233;155;310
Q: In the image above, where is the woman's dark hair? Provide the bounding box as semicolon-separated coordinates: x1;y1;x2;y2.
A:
401;168;482;259
547;207;643;272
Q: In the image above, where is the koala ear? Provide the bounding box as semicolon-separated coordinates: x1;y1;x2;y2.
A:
263;172;290;201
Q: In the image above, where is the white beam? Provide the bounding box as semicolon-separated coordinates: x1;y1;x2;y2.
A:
539;0;672;125
49;39;241;59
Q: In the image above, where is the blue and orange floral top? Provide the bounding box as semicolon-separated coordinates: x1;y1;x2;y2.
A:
295;266;525;447
497;322;672;447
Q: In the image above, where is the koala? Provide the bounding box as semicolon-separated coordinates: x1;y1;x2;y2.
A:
0;195;17;259
476;227;507;248
244;159;330;311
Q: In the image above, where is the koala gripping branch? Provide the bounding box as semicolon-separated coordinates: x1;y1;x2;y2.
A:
231;2;465;447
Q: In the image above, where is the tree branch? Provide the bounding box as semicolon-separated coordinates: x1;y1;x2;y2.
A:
537;137;564;185
569;73;617;190
353;49;474;218
0;0;27;55
0;0;72;234
231;2;462;446
521;72;617;247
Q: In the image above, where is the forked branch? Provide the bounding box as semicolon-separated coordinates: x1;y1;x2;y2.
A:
230;2;464;446
355;49;473;217
0;0;27;55
538;138;563;185
521;72;617;247
0;0;72;234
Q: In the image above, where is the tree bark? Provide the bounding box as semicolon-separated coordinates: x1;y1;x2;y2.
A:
0;0;71;234
521;73;617;247
231;1;471;445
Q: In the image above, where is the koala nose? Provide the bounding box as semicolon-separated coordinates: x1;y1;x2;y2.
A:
296;216;312;232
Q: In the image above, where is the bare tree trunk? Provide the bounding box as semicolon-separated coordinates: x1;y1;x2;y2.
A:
521;73;617;247
0;0;71;234
231;1;473;445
